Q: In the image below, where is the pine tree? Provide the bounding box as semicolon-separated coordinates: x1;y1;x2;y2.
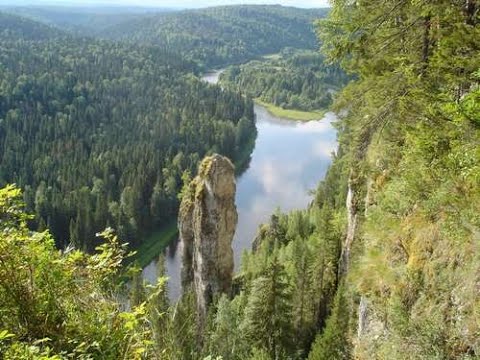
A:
291;235;315;352
241;255;293;359
308;286;350;360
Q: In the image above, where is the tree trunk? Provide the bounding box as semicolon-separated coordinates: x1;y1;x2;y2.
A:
465;0;477;26
421;15;431;74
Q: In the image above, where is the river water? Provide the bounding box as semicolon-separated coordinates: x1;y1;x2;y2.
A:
143;70;338;300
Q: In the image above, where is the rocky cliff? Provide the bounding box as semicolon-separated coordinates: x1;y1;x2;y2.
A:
179;154;238;325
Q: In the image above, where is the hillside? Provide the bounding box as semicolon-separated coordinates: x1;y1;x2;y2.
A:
102;5;329;68
2;6;170;35
226;2;480;359
308;2;480;357
0;11;63;40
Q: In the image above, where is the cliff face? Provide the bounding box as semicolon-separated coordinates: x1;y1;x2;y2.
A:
339;175;357;275
179;154;238;324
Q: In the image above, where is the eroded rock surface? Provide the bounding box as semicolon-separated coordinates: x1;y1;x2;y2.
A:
179;154;237;324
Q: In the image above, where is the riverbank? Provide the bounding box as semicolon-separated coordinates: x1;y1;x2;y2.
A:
234;130;257;174
254;99;326;121
132;221;178;268
203;69;326;122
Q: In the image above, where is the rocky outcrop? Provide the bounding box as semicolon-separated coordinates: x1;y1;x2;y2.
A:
339;170;359;276
354;295;386;357
179;154;238;325
357;296;369;339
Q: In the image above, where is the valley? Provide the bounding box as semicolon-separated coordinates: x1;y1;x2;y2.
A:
0;2;478;359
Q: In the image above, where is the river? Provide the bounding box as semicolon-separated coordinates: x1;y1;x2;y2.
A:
143;70;338;300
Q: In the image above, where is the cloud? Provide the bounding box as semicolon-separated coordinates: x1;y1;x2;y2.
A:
312;140;337;158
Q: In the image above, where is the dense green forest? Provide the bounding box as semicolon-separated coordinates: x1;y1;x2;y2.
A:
1;6;163;35
0;1;479;359
220;48;350;112
102;6;328;68
0;13;256;251
2;5;327;69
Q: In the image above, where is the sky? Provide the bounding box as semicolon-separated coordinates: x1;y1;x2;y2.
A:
0;0;330;9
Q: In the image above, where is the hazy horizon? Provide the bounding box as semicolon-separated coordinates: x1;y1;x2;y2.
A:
0;0;330;9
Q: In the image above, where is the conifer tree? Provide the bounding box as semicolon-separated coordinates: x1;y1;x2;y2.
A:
241;255;293;359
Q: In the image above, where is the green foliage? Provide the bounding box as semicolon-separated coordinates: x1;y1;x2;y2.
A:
214;171;347;359
241;255;294;358
0;185;152;358
206;294;244;359
0;184;210;359
308;286;350;360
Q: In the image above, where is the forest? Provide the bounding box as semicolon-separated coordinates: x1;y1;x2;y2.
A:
0;12;256;251
0;1;479;359
220;48;350;113
0;4;329;252
3;5;327;69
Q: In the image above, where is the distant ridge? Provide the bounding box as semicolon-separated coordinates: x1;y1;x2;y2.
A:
0;11;64;40
102;5;329;68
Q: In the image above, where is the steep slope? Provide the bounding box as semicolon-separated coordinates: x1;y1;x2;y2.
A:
202;2;480;359
307;2;480;359
102;5;329;68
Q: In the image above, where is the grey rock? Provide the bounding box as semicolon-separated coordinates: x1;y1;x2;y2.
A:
179;154;238;325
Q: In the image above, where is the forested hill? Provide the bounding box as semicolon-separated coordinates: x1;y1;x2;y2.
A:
102;5;329;68
0;12;63;40
2;6;168;36
0;13;256;251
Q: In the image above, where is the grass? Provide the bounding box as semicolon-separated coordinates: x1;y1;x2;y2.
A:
130;221;178;268
255;99;326;121
262;53;282;60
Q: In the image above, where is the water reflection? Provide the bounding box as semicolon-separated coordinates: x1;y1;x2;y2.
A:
233;108;337;269
201;70;222;84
